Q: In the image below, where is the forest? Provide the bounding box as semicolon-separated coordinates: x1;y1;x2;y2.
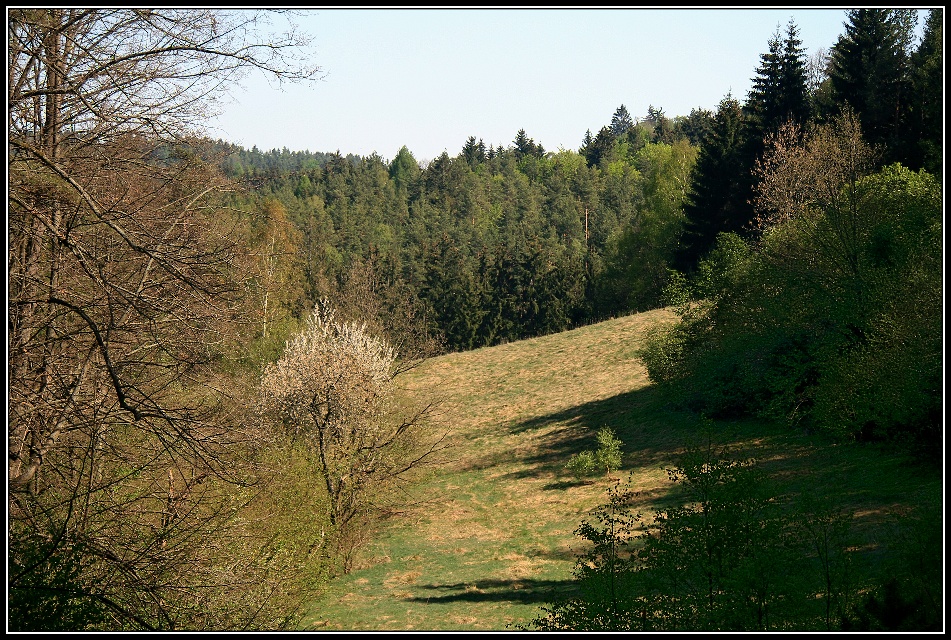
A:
7;8;943;631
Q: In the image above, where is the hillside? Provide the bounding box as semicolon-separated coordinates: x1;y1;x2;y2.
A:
298;308;941;631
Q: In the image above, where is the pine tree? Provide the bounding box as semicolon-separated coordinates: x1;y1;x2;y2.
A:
583;126;618;168
777;19;810;127
654;115;676;145
644;104;665;126
462;135;486;167
514;129;543;160
581;128;594;151
641;105;675;144
673;108;715;146
389;146;420;194
736;19;813;252
746;21;809;144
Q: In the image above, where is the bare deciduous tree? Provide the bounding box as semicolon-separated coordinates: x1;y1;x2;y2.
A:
8;9;324;630
805;46;830;95
752;110;881;304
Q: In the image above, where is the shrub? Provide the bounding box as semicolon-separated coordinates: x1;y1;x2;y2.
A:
641;161;942;449
565;428;623;480
565;450;598;480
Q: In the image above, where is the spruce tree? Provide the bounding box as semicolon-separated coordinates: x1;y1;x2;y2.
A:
462;135;486;167
581;128;594;152
513;129;531;160
738;19;812;250
583;126;618;168
828;9;916;163
610;104;635;137
514;129;543;160
675;94;747;272
907;8;942;174
644;104;665;126
389;146;420;194
745;21;810;156
673;108;715;146
778;19;810;126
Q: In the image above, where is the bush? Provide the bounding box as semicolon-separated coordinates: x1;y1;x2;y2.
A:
640;161;941;449
565;428;623;480
521;477;645;631
565;450;598;479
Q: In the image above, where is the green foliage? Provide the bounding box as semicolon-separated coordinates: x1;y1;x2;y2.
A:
673;107;715;146
690;231;753;300
844;577;943;632
246;443;338;584
246;127;701;350
9;531;111;631
565;427;623;480
675;93;750;271
809;164;942;443
564;449;598;480
841;494;944;631
597;141;697;312
594;427;623;475
531;422;941;631
581;126;618;167
209;8;939;362
647;109;942;450
525;479;644;630
828;9;917;164
746;19;811;139
906;9;942;175
610;104;635;137
632;447;792;630
513;128;544;160
14;8;943;633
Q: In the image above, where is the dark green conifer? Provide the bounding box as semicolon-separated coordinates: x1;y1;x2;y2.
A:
675;94;747;272
828;9;917;163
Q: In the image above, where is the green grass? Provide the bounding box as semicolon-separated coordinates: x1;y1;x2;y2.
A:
298;308;941;630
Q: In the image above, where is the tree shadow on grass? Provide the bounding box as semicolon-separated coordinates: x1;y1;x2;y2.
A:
542;478;593;490
501;385;699;484
404;577;580;605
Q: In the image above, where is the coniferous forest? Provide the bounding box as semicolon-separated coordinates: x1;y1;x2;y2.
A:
8;9;943;631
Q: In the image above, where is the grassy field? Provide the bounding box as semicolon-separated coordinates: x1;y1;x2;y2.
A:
298;308;942;631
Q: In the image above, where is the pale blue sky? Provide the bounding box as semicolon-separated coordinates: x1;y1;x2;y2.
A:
209;7;930;164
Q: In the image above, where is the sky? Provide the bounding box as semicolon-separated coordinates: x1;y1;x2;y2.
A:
209;7;930;165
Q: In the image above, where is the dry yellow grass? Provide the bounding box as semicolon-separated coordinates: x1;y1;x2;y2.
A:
302;310;684;630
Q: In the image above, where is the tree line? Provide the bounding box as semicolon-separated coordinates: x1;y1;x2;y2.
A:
216;116;700;357
213;12;940;367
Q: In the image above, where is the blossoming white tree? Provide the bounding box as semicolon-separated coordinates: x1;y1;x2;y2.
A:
260;300;447;570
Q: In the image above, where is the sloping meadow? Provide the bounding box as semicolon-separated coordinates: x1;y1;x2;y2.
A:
300;308;941;631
